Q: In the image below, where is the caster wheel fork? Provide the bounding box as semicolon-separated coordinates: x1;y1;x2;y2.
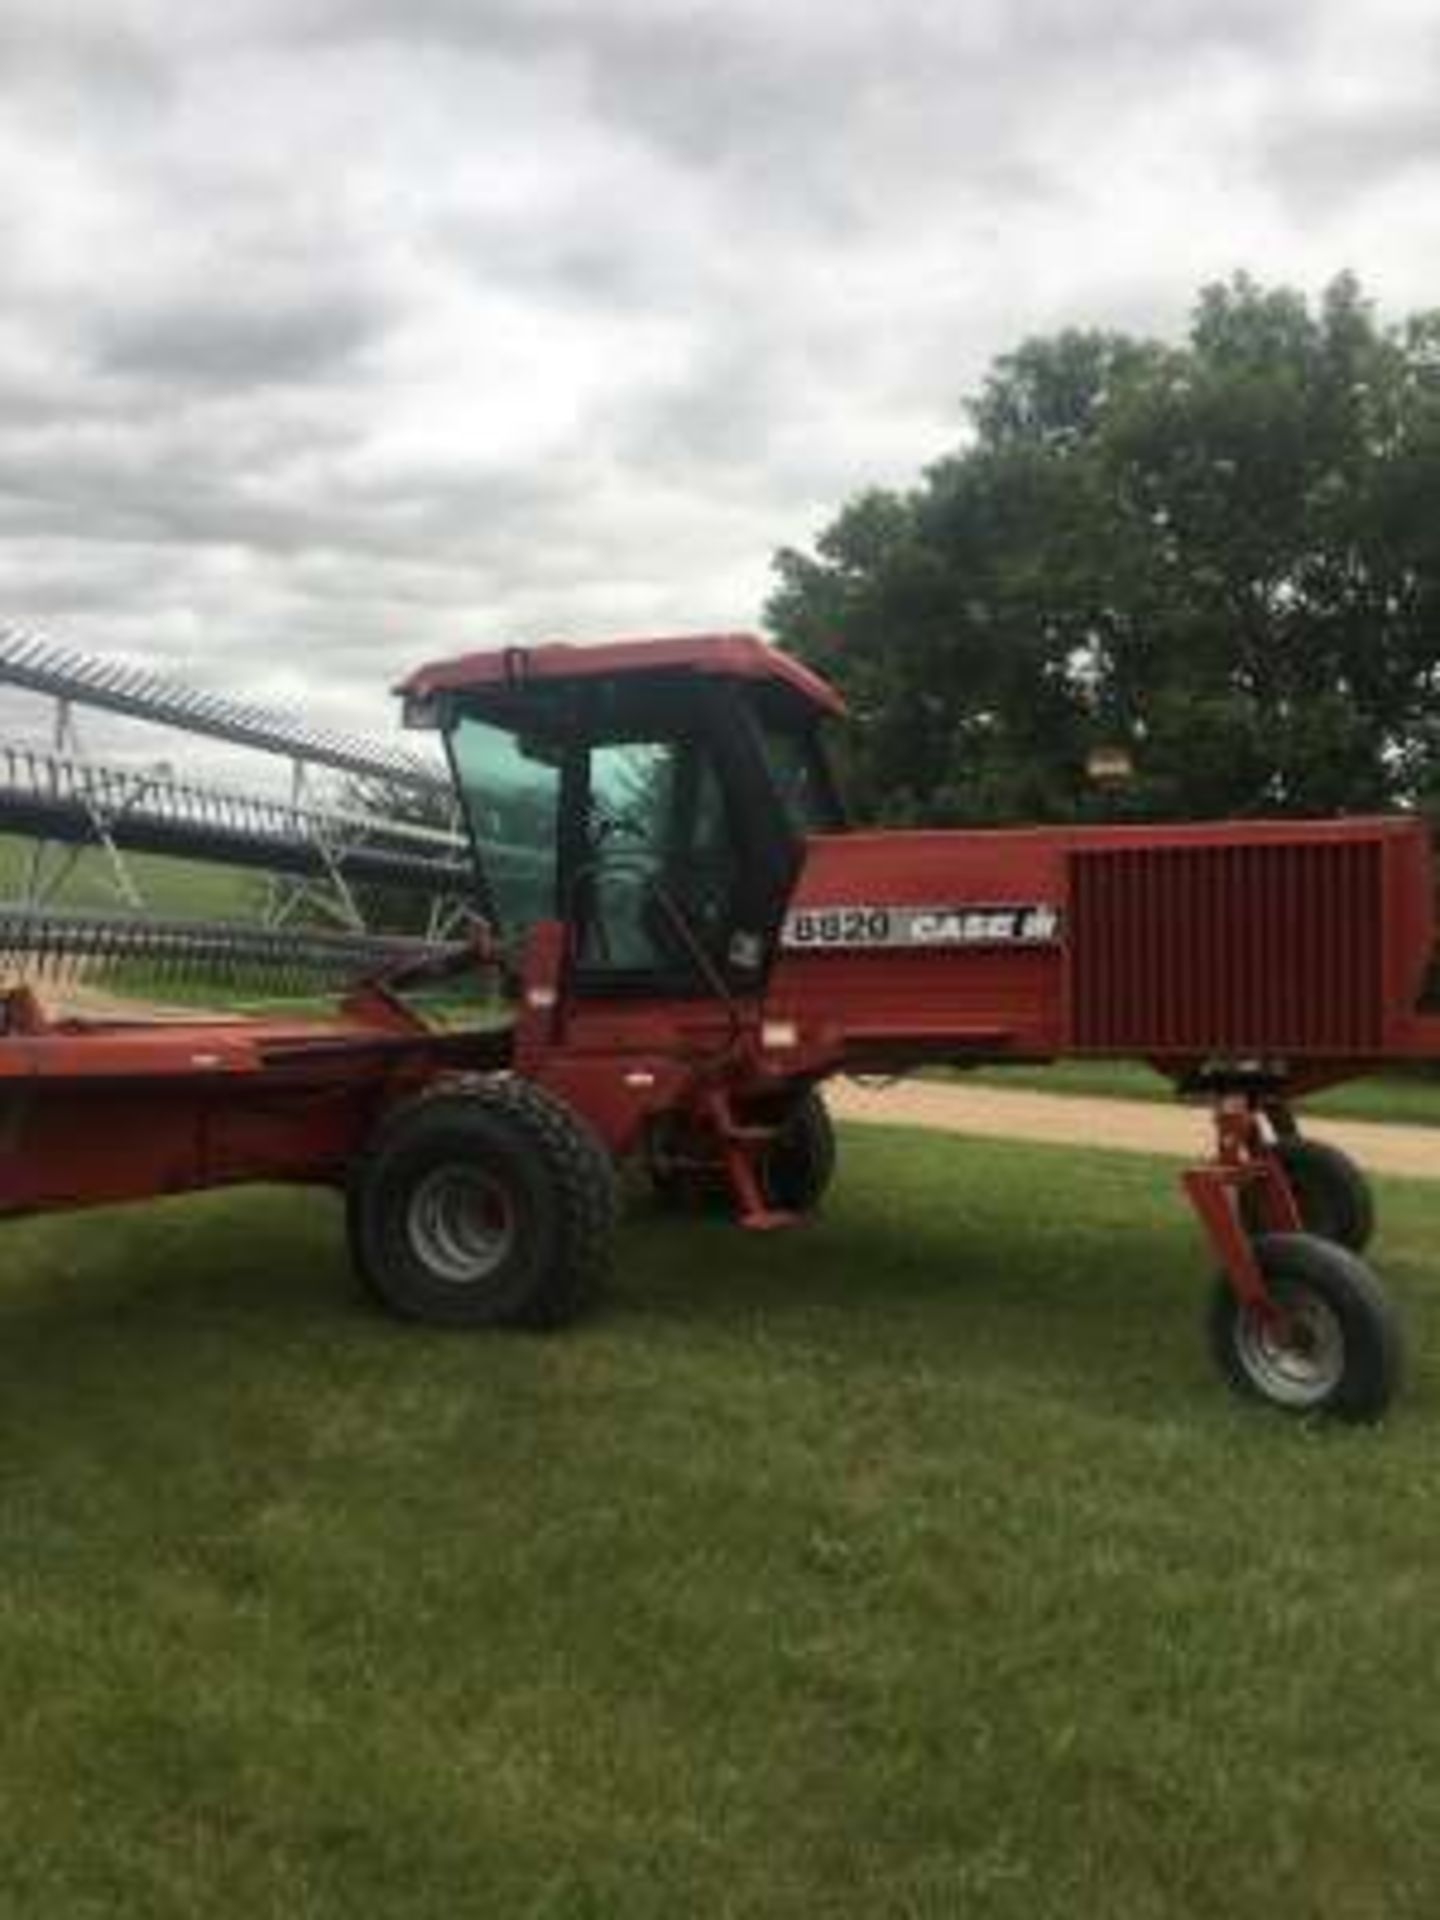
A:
1181;1097;1403;1422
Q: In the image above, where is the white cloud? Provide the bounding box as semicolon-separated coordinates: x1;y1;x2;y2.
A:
0;0;1436;771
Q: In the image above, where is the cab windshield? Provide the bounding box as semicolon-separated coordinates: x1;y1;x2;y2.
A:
746;691;844;835
450;712;561;934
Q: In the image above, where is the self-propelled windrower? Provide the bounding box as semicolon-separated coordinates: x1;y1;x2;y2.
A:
2;632;1436;1421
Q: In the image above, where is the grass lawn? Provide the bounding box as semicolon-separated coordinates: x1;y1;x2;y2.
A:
0;1124;1437;1916
0;834;267;922
963;1058;1440;1129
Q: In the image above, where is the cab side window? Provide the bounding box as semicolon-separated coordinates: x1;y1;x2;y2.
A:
580;735;741;979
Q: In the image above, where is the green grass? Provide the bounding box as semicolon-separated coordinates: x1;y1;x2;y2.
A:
0;833;267;921
961;1057;1440;1129
0;1125;1438;1916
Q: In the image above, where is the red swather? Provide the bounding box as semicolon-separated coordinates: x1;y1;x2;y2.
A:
0;633;1433;1422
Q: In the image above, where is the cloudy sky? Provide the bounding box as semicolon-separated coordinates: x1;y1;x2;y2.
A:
2;0;1439;764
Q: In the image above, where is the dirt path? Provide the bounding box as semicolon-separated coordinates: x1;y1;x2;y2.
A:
828;1078;1440;1182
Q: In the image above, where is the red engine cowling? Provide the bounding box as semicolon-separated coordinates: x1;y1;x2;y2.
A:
766;814;1438;1073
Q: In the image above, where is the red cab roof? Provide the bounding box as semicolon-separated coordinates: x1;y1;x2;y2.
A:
398;631;845;717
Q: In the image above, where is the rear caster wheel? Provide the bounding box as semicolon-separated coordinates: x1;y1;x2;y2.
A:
1242;1137;1375;1252
758;1090;836;1213
1208;1232;1403;1422
648;1090;836;1216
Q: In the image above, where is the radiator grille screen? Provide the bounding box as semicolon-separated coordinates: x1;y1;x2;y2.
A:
1067;840;1385;1054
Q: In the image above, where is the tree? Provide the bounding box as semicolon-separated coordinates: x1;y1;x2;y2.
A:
767;274;1440;826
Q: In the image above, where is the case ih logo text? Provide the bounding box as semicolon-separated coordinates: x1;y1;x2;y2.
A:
782;903;1063;951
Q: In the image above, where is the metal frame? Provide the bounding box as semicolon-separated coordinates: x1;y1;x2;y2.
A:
0;624;469;935
0;744;470;899
0;623;444;790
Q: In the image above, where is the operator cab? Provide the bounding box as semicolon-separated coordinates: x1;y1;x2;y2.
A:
399;634;844;997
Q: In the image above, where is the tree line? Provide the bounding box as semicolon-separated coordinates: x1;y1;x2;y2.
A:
767;273;1440;829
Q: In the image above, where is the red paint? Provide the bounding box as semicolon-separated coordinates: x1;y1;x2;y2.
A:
767;812;1434;1074
399;631;846;716
0;1010;493;1217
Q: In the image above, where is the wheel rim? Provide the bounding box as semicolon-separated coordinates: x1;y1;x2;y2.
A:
406;1165;515;1285
1233;1283;1345;1409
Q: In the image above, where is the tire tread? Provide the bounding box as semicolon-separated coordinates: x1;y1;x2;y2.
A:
348;1075;618;1329
1209;1230;1403;1423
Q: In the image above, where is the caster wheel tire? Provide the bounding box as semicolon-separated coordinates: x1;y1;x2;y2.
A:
648;1089;837;1217
1209;1232;1403;1423
347;1080;617;1329
759;1089;836;1213
1242;1137;1376;1252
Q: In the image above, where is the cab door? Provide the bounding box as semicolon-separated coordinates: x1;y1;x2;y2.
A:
564;677;801;998
446;671;812;999
577;730;745;981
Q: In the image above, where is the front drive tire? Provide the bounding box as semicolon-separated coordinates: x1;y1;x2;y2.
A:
347;1080;618;1329
1208;1232;1403;1423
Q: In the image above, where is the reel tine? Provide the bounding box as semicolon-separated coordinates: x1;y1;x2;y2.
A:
0;905;467;1005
